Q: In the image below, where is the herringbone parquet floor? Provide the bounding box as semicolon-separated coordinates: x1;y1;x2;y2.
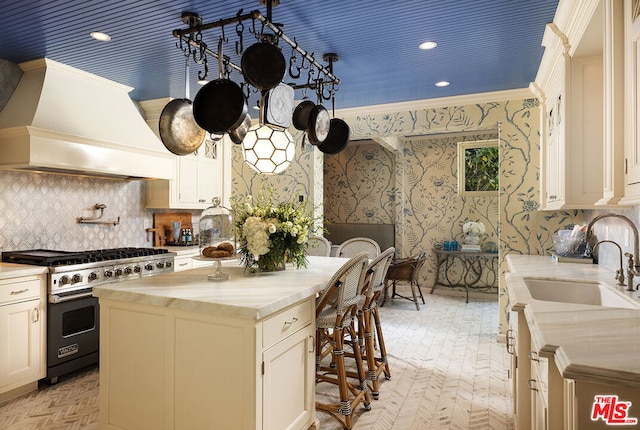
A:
0;293;513;430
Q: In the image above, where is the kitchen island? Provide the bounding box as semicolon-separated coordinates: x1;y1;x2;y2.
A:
93;256;348;430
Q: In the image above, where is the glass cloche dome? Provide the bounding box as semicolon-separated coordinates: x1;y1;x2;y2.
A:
198;197;236;258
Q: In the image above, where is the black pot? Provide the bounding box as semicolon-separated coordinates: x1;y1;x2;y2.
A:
193;39;248;135
317;119;350;154
292;100;315;131
241;41;286;91
192;79;248;135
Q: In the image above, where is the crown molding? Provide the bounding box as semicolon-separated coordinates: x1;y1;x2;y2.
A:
335;87;535;117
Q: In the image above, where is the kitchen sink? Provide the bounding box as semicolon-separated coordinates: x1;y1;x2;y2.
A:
522;278;640;309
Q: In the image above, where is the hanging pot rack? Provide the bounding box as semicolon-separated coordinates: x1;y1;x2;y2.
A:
171;3;340;96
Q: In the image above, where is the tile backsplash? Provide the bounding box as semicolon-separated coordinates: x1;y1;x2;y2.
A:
0;170;153;251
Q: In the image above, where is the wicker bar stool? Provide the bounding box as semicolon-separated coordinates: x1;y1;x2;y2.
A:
360;247;395;399
315;252;371;430
382;251;427;310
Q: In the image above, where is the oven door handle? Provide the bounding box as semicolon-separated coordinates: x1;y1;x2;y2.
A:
49;291;94;304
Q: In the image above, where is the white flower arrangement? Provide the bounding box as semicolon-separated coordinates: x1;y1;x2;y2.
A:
463;221;486;235
231;188;316;271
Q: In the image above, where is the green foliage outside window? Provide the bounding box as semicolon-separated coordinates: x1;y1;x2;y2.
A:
457;139;499;196
464;146;499;192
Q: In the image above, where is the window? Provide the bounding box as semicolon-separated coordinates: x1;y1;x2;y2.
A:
457;139;499;196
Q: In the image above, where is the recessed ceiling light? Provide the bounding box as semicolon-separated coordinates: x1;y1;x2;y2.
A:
435;81;450;87
419;41;438;50
90;31;111;42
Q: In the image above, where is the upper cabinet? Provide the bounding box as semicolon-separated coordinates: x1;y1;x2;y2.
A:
535;0;625;210
139;98;232;210
621;0;640;203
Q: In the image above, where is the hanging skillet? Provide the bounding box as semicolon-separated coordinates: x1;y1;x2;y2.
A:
306;103;330;145
193;39;248;135
241;36;286;91
317;118;350;154
292;100;314;131
158;58;205;155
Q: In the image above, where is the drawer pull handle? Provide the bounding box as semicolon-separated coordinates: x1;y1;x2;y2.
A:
178;262;189;267
283;317;298;327
10;288;29;295
32;308;40;323
528;351;540;362
528;379;539;391
506;329;515;355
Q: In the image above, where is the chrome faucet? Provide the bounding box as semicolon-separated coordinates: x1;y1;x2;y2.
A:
592;240;625;287
586;213;640;291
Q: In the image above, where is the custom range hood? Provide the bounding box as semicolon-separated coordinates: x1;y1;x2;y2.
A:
0;58;174;179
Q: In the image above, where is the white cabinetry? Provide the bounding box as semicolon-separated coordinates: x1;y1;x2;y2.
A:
98;296;316;430
0;275;46;399
622;0;640;202
146;137;231;209
536;0;625;209
139;98;232;210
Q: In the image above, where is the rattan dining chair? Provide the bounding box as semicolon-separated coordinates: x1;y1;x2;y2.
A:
315;252;371;430
335;237;381;259
382;250;427;310
306;235;332;257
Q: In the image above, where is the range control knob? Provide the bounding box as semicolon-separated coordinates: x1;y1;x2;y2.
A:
166;261;173;268
145;264;154;271
124;267;133;275
156;261;165;269
71;274;83;284
133;265;141;273
59;275;70;285
114;268;123;277
88;272;99;282
104;270;113;278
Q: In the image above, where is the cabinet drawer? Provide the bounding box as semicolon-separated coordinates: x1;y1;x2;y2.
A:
0;279;41;305
174;257;194;272
263;299;312;348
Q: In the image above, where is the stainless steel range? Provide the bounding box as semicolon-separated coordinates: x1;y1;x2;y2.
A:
2;247;176;383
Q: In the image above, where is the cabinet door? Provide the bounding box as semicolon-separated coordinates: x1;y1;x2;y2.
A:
177;155;199;204
625;1;640;197
262;324;314;430
0;299;42;389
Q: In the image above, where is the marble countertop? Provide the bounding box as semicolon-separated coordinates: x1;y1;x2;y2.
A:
93;256;348;321
0;262;48;280
506;254;640;388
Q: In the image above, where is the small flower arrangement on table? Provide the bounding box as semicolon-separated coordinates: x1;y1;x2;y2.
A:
231;188;315;272
462;221;486;235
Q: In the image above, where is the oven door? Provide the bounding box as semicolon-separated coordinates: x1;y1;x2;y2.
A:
47;291;100;382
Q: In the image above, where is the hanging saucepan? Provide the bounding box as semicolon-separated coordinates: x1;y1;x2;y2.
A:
229;113;252;144
193;39;248;135
158;59;205;155
306;104;330;145
317;118;351;154
241;39;286;91
292;100;315;131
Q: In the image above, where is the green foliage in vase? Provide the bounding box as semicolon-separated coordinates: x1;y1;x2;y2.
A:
231;187;316;271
